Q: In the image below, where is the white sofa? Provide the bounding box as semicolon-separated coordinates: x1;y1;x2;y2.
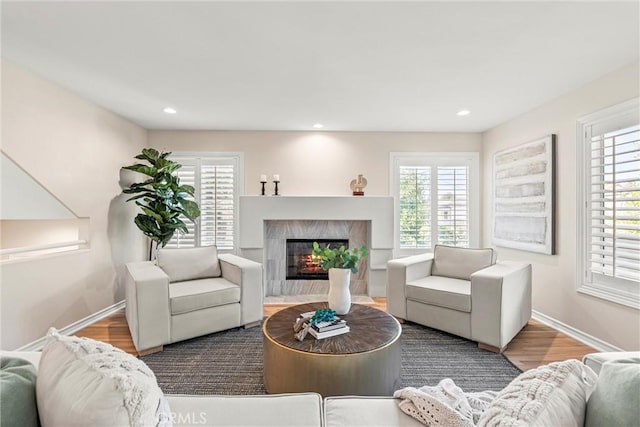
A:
387;245;532;351
2;347;638;427
125;246;263;354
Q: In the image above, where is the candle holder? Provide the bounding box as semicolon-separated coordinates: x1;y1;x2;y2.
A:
273;180;280;196
260;181;267;196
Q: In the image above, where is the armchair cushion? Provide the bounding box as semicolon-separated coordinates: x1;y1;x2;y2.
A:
170;278;241;315
431;245;495;280
157;246;222;283
407;276;471;312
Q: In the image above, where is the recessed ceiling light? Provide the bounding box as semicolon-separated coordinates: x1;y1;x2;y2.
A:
163;107;177;114
313;123;324;129
457;109;471;116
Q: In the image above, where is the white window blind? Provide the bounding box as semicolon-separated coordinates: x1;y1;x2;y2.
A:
437;166;469;247
588;124;640;284
399;166;432;248
166;154;241;252
577;98;640;309
393;153;478;254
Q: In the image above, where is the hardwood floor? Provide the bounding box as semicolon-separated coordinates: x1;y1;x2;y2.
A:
75;297;596;372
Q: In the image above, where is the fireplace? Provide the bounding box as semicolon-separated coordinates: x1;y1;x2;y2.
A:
286;239;349;280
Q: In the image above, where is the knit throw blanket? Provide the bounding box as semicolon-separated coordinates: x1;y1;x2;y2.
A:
394;379;498;426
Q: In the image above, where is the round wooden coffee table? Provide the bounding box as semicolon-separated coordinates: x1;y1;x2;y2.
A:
263;302;401;396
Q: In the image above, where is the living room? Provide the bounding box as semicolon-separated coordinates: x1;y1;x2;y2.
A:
1;2;639;426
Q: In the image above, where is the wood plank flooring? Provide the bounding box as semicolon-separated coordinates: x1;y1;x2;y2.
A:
75;297;596;372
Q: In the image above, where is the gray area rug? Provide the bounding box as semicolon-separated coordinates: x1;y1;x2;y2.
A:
142;321;522;396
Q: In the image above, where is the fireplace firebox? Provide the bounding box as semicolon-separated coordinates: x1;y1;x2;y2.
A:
286;239;349;280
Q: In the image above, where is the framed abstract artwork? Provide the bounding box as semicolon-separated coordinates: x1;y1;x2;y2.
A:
492;134;556;254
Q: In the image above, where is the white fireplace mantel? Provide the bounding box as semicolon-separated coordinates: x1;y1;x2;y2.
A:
239;196;394;297
239;196;394;249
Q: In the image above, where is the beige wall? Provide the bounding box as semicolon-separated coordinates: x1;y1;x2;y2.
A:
481;62;640;350
148;131;482;196
0;61;148;349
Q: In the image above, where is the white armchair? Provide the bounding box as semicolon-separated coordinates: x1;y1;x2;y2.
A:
125;246;263;354
387;245;531;352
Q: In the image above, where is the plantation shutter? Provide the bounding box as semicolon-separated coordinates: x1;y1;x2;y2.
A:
587;123;640;284
165;161;197;248
200;161;235;251
399;166;432;248
167;155;238;251
437;166;469;247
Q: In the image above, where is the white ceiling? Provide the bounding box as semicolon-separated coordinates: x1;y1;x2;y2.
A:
2;1;638;132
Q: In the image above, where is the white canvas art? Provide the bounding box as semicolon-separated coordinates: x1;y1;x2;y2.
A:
492;135;556;254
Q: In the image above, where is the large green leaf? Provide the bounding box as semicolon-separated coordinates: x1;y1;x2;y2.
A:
180;199;201;220
135;148;161;163
122;164;158;177
177;185;196;196
126;193;154;202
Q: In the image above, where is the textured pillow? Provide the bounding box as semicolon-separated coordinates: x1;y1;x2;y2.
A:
1;356;40;427
157;245;221;282
432;245;495;280
477;359;597;427
36;328;170;427
585;357;640;427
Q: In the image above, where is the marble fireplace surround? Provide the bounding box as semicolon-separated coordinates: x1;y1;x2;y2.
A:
265;220;367;296
239;196;394;297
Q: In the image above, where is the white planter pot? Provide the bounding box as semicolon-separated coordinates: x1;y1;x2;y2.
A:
328;268;352;315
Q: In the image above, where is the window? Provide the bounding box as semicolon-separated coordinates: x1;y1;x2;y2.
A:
577;98;640;309
391;152;479;255
166;153;243;253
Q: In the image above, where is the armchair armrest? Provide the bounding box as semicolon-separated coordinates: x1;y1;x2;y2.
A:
470;261;532;349
387;253;434;319
219;254;263;325
125;261;171;352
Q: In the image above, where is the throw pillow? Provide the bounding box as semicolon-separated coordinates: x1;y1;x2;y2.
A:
36;328;171;427
477;359;597;427
0;356;40;427
157;245;222;282
432;245;495;281
584;357;640;427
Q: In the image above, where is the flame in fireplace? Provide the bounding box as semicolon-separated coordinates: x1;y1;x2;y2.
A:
299;253;323;274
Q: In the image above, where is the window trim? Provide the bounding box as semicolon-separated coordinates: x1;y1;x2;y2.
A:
576;98;640;309
390;152;480;257
168;151;244;254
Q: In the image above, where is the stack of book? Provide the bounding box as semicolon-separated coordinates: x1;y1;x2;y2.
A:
308;318;349;340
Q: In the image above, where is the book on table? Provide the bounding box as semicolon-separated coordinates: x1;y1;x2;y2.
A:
311;319;347;333
308;325;350;340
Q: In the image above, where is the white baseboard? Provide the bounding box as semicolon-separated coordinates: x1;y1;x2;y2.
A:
16;300;126;352
532;310;623;353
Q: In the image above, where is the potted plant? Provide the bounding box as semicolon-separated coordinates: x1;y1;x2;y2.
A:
312;241;368;314
122;148;200;260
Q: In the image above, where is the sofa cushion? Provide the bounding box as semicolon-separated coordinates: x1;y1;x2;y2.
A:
431;245;495;281
170;277;241;315
407;275;471;312
477;359;597;427
585;357;640;427
157;246;222;283
582;351;640;375
0;356;40;427
324;396;424;427
166;393;323;426
36;328;169;427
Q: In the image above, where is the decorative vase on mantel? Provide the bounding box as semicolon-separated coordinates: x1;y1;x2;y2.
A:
328;268;352;315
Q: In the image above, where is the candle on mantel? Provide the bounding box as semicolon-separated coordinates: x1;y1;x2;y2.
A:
260;174;267;182
273;174;280;181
